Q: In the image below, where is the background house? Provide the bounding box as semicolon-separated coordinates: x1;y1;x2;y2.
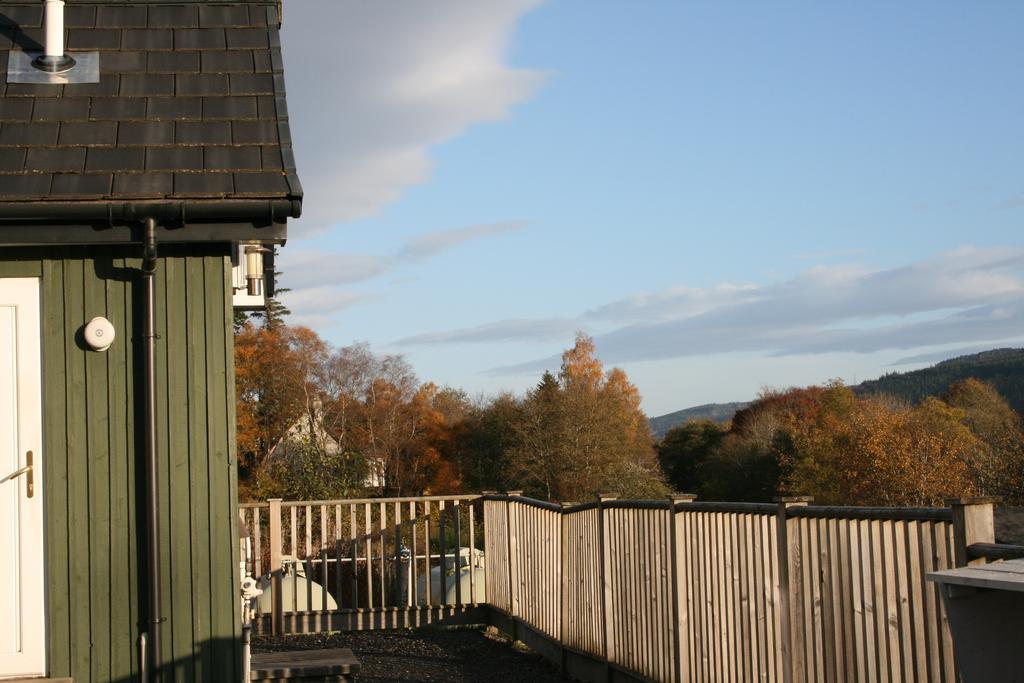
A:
267;400;388;492
0;1;301;681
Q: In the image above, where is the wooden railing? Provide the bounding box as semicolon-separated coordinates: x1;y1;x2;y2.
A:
482;493;999;683
239;495;485;634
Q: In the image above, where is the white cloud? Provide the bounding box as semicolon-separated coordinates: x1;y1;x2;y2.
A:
397;317;577;346
791;248;866;260
279;220;525;323
283;287;378;329
394;246;1024;372
281;221;524;291
891;343;1024;366
281;0;547;235
281;251;392;290
995;195;1024;210
398;221;526;261
581;283;761;324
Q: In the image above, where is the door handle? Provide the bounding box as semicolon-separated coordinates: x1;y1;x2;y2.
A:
1;450;32;497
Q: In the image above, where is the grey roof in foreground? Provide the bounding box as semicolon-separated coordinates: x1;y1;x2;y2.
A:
0;0;302;211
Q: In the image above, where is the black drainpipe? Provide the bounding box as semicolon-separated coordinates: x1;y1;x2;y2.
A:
141;217;162;682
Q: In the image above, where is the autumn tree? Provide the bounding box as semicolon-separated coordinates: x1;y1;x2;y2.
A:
235;322;331;498
695;386;828;501
236;314;504;498
943;379;1024;503
672;380;986;506
349;353;422;495
506;371;572;500
405;384;471;494
769;383;979;506
451;393;522;492
505;333;666;501
657;420;725;495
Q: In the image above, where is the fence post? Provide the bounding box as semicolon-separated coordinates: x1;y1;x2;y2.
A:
480;492;496;616
948;496;998;567
668;493;696;683
775;495;812;683
598;493;617;682
268;498;283;636
506;491;523;626
559;503;572;674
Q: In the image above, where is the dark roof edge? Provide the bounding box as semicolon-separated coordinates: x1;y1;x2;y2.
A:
0;198;301;225
20;1;278;5
0;221;287;246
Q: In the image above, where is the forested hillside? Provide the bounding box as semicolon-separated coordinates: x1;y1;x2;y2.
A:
856;348;1024;413
649;402;749;437
650;347;1024;435
657;379;1024;506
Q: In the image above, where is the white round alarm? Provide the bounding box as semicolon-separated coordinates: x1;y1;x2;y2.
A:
83;316;115;352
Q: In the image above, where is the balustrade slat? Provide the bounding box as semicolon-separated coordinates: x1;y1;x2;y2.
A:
364;502;373;609
454;500;463;606
289;506;296;559
253;508;262;578
409;500;417;608
378;502;386;607
424;506;432;608
469;503;476;605
937;524;956;681
334;504;342;611
349;504;358;610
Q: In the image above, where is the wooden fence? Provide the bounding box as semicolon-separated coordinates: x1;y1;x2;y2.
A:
239;492;1006;681
483;493;1002;683
239;495;486;634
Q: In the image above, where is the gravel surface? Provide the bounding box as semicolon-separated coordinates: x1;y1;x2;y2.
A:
252;627;568;682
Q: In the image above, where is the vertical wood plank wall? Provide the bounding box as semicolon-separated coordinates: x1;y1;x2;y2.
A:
0;245;240;683
785;511;959;683
483;495;960;683
674;507;784;682
562;507;601;655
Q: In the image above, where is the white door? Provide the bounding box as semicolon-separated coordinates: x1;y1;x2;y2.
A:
0;278;44;679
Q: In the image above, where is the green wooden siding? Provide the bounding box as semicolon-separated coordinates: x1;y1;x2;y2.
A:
0;245;240;683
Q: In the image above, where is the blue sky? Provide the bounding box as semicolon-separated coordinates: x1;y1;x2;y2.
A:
277;1;1024;416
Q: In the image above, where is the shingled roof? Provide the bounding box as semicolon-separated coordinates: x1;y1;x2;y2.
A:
0;0;301;241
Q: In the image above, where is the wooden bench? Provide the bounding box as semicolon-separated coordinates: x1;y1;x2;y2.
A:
250;648;361;682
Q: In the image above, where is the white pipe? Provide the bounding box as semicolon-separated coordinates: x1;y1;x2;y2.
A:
43;0;65;59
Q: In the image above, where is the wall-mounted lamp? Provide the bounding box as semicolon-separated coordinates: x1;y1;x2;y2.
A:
244;245;271;296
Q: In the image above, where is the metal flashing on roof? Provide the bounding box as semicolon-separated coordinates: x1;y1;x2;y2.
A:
7;50;100;84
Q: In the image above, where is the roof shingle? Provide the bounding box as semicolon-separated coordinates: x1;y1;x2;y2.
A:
0;0;300;206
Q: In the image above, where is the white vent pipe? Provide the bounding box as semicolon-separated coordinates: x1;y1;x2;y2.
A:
33;0;75;72
44;0;65;58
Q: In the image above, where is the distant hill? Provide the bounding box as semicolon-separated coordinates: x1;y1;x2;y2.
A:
649;347;1024;439
855;347;1024;413
649;402;749;438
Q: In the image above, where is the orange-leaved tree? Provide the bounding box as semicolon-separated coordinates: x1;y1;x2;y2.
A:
775;383;979;506
943;378;1024;503
505;332;667;501
235;322;329;499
